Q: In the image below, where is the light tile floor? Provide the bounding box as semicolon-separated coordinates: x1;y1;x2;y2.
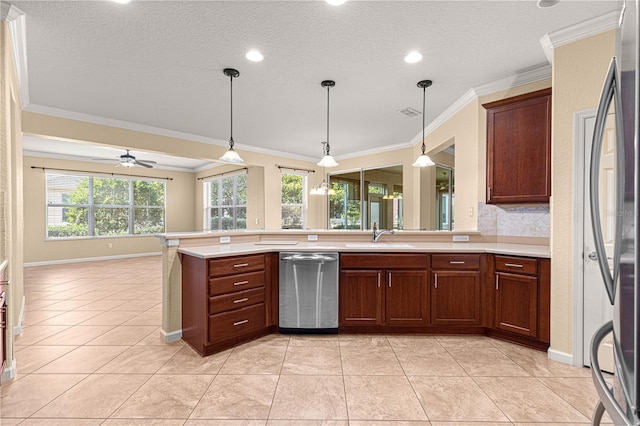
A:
0;256;611;425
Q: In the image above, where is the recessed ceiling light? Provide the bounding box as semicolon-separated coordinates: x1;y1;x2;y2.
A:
536;0;560;8
404;51;423;64
111;0;132;4
325;0;347;5
245;50;264;62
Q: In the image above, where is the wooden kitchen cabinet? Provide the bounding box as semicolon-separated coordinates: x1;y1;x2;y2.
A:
430;254;481;326
340;270;383;325
181;253;274;356
339;254;428;328
483;88;552;204
493;255;550;344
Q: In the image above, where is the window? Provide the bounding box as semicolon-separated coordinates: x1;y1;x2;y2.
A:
281;172;307;229
46;173;166;239
203;172;247;230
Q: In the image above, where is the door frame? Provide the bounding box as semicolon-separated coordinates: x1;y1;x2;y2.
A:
572;108;596;367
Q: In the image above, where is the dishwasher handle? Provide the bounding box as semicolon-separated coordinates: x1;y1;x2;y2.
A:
281;253;338;262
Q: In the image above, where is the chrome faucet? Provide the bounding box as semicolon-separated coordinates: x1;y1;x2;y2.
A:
372;223;395;243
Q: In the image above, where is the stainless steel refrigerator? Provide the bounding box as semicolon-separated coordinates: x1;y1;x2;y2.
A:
589;1;639;424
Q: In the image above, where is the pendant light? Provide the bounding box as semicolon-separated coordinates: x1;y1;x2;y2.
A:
219;68;244;163
412;79;435;167
317;80;339;168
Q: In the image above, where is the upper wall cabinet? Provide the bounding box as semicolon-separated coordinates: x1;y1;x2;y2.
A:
483;88;552;204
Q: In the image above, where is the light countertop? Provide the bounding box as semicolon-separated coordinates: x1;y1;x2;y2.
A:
178;241;550;259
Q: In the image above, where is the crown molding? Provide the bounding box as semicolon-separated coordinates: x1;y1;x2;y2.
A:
1;3;29;107
24;104;319;164
540;9;622;64
336;139;414;161
410;64;551;146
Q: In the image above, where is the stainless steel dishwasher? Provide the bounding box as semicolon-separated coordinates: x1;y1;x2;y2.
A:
279;252;339;333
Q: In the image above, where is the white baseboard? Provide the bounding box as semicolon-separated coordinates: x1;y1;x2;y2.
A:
13;295;24;335
548;348;575;365
2;357;16;382
24;252;161;267
162;328;182;343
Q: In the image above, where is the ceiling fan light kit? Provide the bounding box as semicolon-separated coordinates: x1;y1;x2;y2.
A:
92;149;157;169
220;68;245;164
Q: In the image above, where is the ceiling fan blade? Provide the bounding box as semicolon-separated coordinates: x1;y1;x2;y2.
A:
135;160;154;168
91;158;120;163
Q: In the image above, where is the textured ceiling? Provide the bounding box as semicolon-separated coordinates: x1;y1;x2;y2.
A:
13;0;622;162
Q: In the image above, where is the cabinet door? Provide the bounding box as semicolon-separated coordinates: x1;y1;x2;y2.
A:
340;270;383;326
385;270;428;326
430;271;481;326
485;89;551;204
495;272;538;337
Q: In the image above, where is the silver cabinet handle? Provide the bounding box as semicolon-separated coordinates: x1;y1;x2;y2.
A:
233;280;249;286
449;261;465;264
233;298;249;304
589;56;624;305
388;272;392;288
233;263;249;268
234;319;249;326
377;272;381;288
504;263;523;268
496;275;499;290
434;273;438;289
488;186;491;200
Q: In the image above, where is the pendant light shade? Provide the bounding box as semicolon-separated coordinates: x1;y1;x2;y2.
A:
412;79;435;168
317;80;339;168
220;68;244;163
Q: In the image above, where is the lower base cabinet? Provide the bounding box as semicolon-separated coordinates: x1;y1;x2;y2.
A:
339;254;428;328
181;253;275;356
430;254;482;326
490;255;550;347
181;251;551;356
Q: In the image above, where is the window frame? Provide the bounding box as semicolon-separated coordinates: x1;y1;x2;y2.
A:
45;171;166;240
202;170;248;231
280;170;308;229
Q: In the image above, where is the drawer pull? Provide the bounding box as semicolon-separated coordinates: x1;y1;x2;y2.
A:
449;261;465;264
234;319;249;326
233;298;249;304
233;263;249;268
233;280;249;286
504;263;524;268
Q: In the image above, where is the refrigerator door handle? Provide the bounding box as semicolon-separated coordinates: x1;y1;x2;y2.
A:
589;56;625;305
590;321;631;425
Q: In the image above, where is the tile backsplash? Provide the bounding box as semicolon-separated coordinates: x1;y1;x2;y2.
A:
478;203;550;238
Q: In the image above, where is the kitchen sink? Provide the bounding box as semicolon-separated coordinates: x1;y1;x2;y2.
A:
344;243;414;248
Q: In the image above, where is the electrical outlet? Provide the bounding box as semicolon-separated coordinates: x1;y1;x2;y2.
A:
220;236;231;244
469;206;474;217
107;243;113;248
453;235;470;242
255;218;260;225
307;234;318;241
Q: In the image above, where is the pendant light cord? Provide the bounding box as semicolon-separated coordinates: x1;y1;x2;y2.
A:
326;84;331;156
421;84;426;155
229;73;234;149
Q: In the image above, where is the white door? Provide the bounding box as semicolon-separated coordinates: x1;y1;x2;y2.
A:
582;112;615;372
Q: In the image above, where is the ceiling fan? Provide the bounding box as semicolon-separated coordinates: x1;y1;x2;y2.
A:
92;149;157;169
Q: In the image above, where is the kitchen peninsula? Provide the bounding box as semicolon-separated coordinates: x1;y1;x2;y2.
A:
158;230;550;356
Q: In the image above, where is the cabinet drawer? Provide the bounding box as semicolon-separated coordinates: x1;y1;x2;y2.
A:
208;303;265;344
209;271;265;296
209;287;265;315
340;254;428;270
431;254;480;270
495;256;537;275
208;254;265;278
